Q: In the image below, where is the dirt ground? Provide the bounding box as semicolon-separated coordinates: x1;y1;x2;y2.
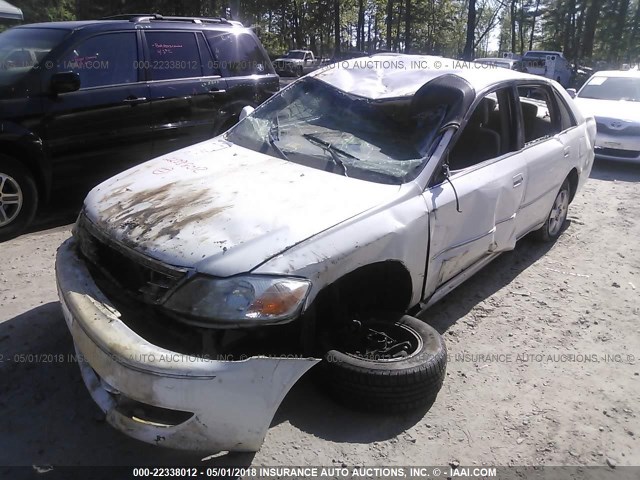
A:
0;159;638;472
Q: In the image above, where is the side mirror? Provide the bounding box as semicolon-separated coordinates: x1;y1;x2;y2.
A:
51;72;80;94
566;88;577;99
239;105;255;121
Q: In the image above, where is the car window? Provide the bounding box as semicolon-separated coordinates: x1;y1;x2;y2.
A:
195;33;220;76
58;32;138;89
205;32;271;76
553;90;577;130
0;27;69;87
517;85;561;144
145;31;202;80
448;88;516;170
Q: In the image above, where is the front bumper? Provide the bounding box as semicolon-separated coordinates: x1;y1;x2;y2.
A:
594;132;640;163
55;238;320;452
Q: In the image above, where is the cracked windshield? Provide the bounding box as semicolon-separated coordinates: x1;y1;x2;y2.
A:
225;77;446;184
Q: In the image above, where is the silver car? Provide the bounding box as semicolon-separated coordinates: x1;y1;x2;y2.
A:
55;56;596;452
572;70;640;163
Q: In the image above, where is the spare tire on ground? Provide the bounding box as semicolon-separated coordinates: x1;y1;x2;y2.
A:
317;313;447;413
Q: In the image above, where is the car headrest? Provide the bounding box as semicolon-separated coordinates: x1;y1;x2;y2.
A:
469;97;494;126
520;101;538;121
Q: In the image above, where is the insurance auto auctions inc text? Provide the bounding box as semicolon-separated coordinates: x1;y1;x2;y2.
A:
255;466;497;478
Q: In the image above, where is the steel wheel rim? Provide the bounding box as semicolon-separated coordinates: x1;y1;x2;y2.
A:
0;173;23;227
342;321;424;363
548;187;569;236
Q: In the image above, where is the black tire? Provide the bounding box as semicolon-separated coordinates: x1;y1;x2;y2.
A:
318;313;447;413
0;155;38;242
536;179;570;242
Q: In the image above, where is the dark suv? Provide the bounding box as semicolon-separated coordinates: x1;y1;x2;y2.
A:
0;14;278;241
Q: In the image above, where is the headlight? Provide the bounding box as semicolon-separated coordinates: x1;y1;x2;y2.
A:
164;275;311;326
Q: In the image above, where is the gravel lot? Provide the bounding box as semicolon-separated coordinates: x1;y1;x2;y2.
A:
0;159;638;472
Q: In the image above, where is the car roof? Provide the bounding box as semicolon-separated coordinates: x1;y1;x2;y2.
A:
15;18;243;33
475;57;514;62
591;70;640;77
524;50;562;56
311;54;544;100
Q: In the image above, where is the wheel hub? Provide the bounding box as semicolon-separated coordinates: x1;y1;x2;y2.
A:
0;173;23;227
338;319;422;361
548;188;568;236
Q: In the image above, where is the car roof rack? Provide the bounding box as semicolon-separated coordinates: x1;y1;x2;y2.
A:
100;13;242;26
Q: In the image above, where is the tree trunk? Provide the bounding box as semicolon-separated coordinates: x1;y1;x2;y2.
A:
356;0;364;50
463;0;476;60
367;13;372;52
529;0;540;51
582;0;602;61
386;0;393;50
395;0;404;51
575;0;587;59
518;1;525;53
612;0;630;62
629;2;640;62
510;0;516;54
334;0;341;54
405;0;412;53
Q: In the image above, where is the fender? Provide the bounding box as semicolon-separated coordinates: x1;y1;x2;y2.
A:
0;121;51;201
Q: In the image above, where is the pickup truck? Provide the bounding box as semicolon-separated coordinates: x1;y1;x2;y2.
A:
273;49;325;77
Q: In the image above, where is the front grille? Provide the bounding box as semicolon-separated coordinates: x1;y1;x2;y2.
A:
594;147;640;158
596;122;640;136
74;214;187;304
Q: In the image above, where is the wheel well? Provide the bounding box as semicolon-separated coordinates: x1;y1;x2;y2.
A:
310;261;413;328
567;168;579;203
0;142;47;201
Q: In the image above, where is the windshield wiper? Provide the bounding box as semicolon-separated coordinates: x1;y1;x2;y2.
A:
303;133;360;177
267;118;288;161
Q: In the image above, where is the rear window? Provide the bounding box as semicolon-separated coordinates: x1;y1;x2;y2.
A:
205;32;273;77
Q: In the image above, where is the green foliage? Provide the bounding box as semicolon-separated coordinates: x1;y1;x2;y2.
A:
6;0;640;66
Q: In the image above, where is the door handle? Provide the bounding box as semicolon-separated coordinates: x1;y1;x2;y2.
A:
208;89;227;95
512;173;524;188
123;96;147;105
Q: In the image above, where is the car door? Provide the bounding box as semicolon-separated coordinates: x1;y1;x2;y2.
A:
204;31;280;129
144;30;228;157
422;87;528;297
515;84;568;234
44;31;153;188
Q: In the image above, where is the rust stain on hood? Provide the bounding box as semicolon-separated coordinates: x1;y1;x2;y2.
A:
83;141;400;276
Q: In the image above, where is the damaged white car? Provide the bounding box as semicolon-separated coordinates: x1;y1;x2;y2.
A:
55;55;596;452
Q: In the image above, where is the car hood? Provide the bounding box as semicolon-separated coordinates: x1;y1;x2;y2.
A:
275;58;300;63
574;97;640;123
83;139;400;277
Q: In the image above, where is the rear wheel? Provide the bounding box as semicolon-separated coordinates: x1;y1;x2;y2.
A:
0;155;38;242
536;179;570;242
318;313;447;413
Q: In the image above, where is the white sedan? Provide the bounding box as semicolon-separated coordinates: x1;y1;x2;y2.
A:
571;70;640;163
56;56;596;452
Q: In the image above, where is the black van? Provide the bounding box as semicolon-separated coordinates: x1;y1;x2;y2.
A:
0;14;278;241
